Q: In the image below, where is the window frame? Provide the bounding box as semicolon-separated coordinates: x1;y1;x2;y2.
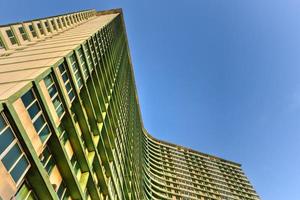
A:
21;89;52;143
28;24;37;38
6;29;18;45
58;62;76;103
44;74;65;119
0;112;30;186
18;27;28;41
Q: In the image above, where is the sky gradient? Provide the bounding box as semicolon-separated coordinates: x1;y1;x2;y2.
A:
1;1;299;199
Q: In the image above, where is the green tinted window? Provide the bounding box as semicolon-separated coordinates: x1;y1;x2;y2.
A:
18;27;28;41
6;29;17;45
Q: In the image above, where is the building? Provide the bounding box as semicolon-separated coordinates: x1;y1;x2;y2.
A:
0;9;259;200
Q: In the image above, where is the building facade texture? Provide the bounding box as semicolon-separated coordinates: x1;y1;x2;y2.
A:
0;9;259;200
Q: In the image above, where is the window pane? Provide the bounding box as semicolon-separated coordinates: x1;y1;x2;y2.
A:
62;191;70;200
48;85;57;98
62;73;68;82
0;38;5;49
10;156;29;183
27;102;40;119
58;64;65;74
29;25;37;38
44;75;52;88
6;30;13;37
0;114;6;130
18;27;28;41
21;90;35;108
2;143;22;170
65;82;71;91
61;130;68;144
68;91;75;101
0;127;15;154
33;115;45;133
52;96;61;108
40;147;52;167
56;104;64;118
39;125;50;142
45;156;55;174
15;182;30;200
57;182;65;199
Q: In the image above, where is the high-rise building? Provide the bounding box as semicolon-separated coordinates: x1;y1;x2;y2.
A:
0;9;259;200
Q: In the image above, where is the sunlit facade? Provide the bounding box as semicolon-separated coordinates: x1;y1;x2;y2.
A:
0;9;259;200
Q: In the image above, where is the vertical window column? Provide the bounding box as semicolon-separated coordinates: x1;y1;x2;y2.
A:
69;54;83;90
77;48;89;80
58;62;76;103
44;74;65;119
0;112;30;185
21;89;52;143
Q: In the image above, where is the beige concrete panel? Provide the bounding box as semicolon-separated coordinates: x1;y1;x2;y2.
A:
49;165;62;190
12;99;44;156
0;81;28;101
64;140;74;159
39;80;60;127
0;161;17;200
0;68;44;83
0;51;69;65
0;46;74;58
0;59;54;73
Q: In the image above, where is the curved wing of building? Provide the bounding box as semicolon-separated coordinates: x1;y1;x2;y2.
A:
0;9;259;200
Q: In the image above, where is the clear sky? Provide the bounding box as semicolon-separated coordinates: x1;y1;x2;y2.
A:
1;0;299;199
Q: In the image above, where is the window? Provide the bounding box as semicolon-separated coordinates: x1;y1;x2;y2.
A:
56;19;62;29
88;39;97;66
62;18;66;27
18;27;28;41
69;54;83;89
44;74;65;118
0;37;5;49
56;181;70;200
0;112;30;185
66;17;70;26
37;23;44;35
83;43;93;71
57;125;68;144
39;146;55;174
70;154;81;176
21;89;51;143
14;181;37;200
77;48;89;80
44;21;51;32
58;63;76;102
51;20;57;31
6;29;17;45
68;16;73;24
28;25;37;38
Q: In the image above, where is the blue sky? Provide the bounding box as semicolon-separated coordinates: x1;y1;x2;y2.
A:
1;0;300;199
